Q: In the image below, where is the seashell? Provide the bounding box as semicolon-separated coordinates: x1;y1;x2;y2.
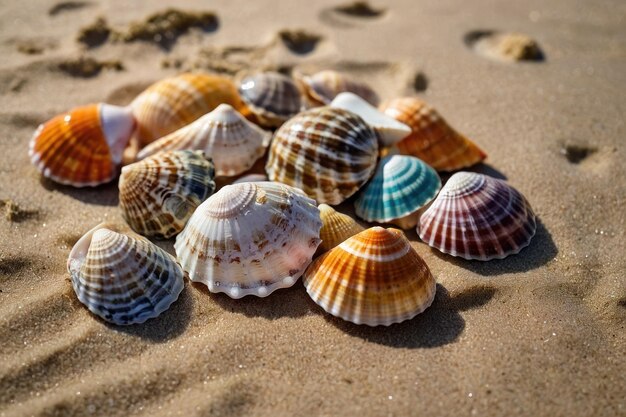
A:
379;97;487;171
175;182;322;298
131;73;248;147
331;92;411;147
67;223;184;325
303;227;436;326
119;150;216;239
295;70;379;107
318;204;364;252
29;103;135;187
266;107;379;205
233;173;268;184
354;155;441;229
238;72;302;128
418;172;536;260
137;104;271;177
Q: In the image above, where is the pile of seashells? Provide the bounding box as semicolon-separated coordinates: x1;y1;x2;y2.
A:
29;71;536;326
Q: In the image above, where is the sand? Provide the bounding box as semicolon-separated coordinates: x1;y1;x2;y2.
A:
0;0;625;416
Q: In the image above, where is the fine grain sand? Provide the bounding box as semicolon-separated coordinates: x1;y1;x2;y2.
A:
1;1;625;416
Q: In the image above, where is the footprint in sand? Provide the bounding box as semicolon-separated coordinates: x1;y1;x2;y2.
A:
319;1;386;28
48;1;92;16
0;256;32;277
559;142;597;164
412;71;428;92
1;199;39;223
278;29;323;55
464;30;545;62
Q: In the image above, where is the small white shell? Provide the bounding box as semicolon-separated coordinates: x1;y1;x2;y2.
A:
331;92;411;147
68;224;184;325
175;182;322;298
137;104;271;177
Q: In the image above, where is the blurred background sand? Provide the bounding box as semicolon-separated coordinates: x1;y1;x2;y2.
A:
0;0;624;416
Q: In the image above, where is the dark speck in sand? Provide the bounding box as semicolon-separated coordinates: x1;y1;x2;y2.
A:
76;17;111;48
560;144;597;164
58;57;124;78
116;9;219;49
334;2;386;18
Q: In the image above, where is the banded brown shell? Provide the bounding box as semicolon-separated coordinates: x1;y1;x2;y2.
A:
379;97;487;171
137;104;271;177
295;70;380;107
266;107;379;205
119;150;216;238
175;182;322;298
318;204;364;252
130;73;248;146
68;223;184;325
29;103;135;187
303;227;436;326
238;72;302;128
418;172;536;260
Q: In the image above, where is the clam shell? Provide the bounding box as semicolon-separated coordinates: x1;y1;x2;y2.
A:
379;97;487;171
295;70;379;107
331;92;411;147
175;182;322;298
233;173;268;184
266;107;379;205
318;204;364;252
354;155;441;229
119;150;216;239
137;104;271;176
29;103;135;187
68;223;184;325
131;73;247;146
303;227;436;326
418;172;536;260
238;72;302;128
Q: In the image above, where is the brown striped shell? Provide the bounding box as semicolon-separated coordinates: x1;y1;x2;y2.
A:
303;227;436;326
295;70;380;107
238;72;302;128
119;150;216;238
130;73;248;147
318;204;364;252
266;107;379;205
379;97;486;171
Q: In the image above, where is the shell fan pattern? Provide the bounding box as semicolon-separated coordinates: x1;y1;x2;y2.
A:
354;155;441;229
119;150;216;239
238;72;302;128
318;204;365;252
379;97;487;171
137;104;271;177
304;227;436;326
68;224;185;325
418;172;536;260
266;107;379;205
131;73;248;147
175;182;322;299
29;103;135;187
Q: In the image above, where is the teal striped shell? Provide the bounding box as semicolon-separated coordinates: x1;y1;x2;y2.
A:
354;155;441;222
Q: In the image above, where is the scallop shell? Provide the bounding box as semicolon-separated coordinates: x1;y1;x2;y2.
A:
131;73;248;147
318;204;364;252
233;173;268;184
137;104;270;177
295;70;379;107
119;150;216;239
418;172;536;260
29;103;135;187
303;227;436;326
175;182;322;298
354;155;441;229
266;107;379;205
379;97;487;171
68;223;184;325
238;72;302;128
331;92;411;147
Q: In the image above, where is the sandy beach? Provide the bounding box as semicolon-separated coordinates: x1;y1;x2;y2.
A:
1;0;625;416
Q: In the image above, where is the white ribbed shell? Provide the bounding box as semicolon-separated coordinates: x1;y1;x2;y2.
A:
137;104;271;176
68;224;184;325
174;182;322;298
